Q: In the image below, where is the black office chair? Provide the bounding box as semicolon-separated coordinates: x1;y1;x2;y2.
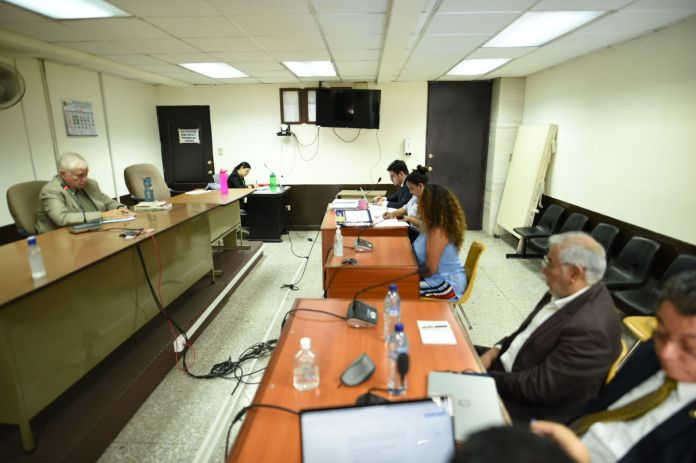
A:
506;204;565;259
590;223;620;257
527;212;589;255
613;254;696;315
602;237;661;291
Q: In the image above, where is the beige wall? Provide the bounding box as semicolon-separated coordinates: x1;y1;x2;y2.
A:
522;16;696;245
154;82;427;185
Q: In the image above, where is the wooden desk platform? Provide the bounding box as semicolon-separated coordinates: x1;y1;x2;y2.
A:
228;298;482;463
0;203;215;451
324;235;419;299
336;189;386;199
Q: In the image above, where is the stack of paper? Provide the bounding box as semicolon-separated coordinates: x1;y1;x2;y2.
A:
133;201;172;211
417;320;457;345
329;199;359;210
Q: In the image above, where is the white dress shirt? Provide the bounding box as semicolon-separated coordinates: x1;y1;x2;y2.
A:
405;195;418;217
582;370;696;462
500;286;591;372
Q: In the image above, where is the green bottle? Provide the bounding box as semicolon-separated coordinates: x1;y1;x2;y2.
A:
270;173;277;192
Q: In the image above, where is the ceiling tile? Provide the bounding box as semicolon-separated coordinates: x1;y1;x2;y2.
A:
335;61;378;74
628;0;696;9
267;50;331;61
532;0;633;9
257;76;301;83
0;3;44;22
151;52;219;63
110;0;220;17
145;17;245;38
232;62;285;71
255;35;325;51
311;0;389;14
103;54;169;65
57;41;138;55
332;49;381;60
251;70;297;78
65;18;170;40
209;0;310;15
184;37;261;52
211;51;276;62
581;9;696;34
325;34;383;49
466;46;537;58
318;14;387;35
417;34;489;50
216;77;261;84
438;0;536;13
232;14;319;36
427;12;518;34
0;22;98;42
137;64;189;73
114;38;200;54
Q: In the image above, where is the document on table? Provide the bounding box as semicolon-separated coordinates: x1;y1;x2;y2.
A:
417;320;457;345
185;189;210;195
329;199;359;210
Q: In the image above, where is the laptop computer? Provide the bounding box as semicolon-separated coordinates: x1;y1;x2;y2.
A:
300;398;455;463
334;209;373;227
427;371;505;442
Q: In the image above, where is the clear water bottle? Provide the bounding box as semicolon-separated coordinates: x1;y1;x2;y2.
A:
383;284;401;341
293;337;319;391
143;177;155;202
270;173;277;192
27;236;47;280
387;323;409;395
334;226;344;257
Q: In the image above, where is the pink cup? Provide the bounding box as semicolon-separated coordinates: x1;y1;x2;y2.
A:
358;199;368;210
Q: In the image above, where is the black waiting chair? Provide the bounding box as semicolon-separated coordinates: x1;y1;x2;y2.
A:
506;204;565;259
590;223;620;257
613;254;696;315
527;212;589;255
602;237;661;290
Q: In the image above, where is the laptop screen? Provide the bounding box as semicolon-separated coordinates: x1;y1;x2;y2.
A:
300;399;455;463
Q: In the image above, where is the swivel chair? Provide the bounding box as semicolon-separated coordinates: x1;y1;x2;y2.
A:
6;180;48;236
124;164;172;201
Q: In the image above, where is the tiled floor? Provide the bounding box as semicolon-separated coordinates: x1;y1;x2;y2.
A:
98;230;550;463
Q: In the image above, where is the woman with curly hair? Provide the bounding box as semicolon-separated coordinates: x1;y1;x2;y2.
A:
414;184;467;300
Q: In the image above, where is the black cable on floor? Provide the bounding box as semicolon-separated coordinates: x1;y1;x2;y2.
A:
280;229;320;290
225;403;299;459
182;339;278;380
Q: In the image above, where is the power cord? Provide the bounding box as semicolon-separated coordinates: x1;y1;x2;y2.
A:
281;308;348;330
280;229;320;290
181;339;278;379
332;127;361;143
225;403;298;459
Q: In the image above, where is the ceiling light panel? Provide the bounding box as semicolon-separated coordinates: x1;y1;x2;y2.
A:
5;0;130;19
447;58;511;75
179;62;248;78
283;61;336;77
484;11;605;47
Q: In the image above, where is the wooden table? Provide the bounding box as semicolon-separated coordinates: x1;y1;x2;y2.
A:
324;235;419;299
336;189;386;200
320;209;408;286
228;298;482;462
0;203;215;450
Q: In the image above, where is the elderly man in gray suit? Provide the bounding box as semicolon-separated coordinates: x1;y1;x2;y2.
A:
35;152;135;233
479;232;621;423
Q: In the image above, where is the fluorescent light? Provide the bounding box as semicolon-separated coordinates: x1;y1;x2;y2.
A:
484;11;604;47
5;0;129;19
178;63;248;79
447;59;510;76
283;61;336;77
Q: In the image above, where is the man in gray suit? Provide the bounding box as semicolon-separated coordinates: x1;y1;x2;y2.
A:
479;232;621;423
36;152;135;233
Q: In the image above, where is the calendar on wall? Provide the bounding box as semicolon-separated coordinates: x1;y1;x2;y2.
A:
63;99;97;136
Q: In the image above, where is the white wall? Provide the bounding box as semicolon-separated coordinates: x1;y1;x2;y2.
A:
523;16;696;245
0;58;160;226
154;82;427;185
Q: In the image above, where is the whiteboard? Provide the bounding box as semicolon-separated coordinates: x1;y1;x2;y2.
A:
496;124;558;237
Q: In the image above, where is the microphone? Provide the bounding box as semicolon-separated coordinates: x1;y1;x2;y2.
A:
263;162;274;175
345;270;419;328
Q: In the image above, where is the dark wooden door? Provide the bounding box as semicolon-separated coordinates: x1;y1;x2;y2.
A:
156;106;214;190
426;82;492;230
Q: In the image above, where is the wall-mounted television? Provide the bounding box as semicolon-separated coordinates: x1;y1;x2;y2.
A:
316;88;381;129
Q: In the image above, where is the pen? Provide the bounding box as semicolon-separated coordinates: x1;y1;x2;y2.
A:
423;324;449;329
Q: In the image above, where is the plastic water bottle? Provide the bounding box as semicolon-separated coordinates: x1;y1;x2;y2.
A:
387;323;409;395
334;226;344;257
270;173;277;192
219;169;229;195
383;284;401;341
27;236;47;280
143;177;155;202
293;337;319;391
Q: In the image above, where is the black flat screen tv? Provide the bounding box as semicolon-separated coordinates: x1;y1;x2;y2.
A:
316;88;381;129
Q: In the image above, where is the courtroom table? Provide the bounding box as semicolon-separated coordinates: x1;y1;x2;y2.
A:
169;189;252;247
335;189;386;200
246;186;290;242
320;208;408;286
228;298;482;463
0;203;215;451
324;235;419;299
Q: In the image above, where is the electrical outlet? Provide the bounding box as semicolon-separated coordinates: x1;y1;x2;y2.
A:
173;335;186;353
218;147;223;156
286;204;292;211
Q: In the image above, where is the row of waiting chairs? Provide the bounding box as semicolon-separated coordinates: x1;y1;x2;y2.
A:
506;204;696;316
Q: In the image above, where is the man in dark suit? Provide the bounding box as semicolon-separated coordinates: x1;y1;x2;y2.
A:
479;232;621;423
372;159;412;208
532;270;696;463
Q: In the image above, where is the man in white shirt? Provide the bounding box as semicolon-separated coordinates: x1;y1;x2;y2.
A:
533;270;696;463
478;232;622;423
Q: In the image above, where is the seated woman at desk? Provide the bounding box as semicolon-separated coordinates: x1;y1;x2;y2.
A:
382;165;428;242
228;162;258;189
414;184;467;301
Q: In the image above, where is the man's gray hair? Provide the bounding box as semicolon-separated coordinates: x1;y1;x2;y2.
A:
548;231;607;284
660;270;696;316
58;152;88;172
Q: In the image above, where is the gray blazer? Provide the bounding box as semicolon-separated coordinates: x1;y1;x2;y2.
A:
35;175;124;233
